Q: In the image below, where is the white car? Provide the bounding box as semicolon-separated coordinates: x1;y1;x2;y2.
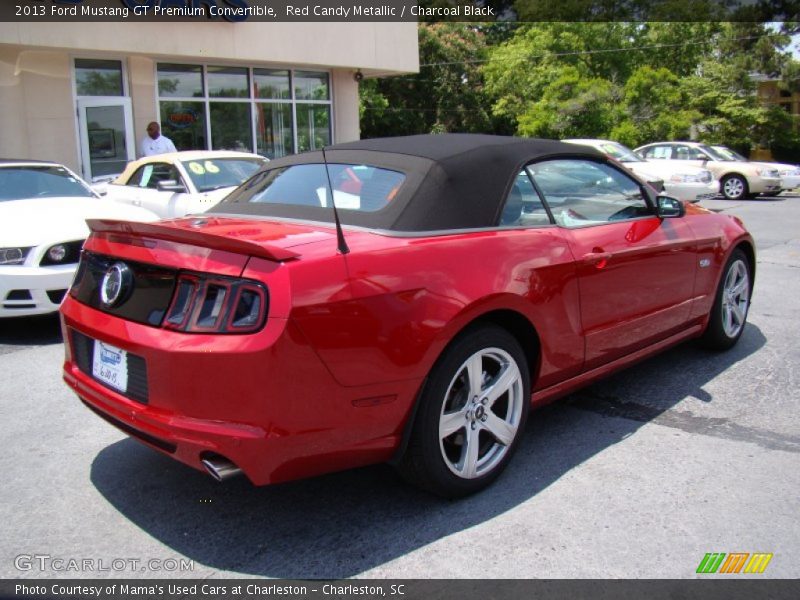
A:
0;160;158;318
564;139;718;203
712;146;800;194
635;141;782;200
102;151;268;219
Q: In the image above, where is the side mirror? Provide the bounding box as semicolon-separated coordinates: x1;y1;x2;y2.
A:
656;195;685;218
157;179;187;193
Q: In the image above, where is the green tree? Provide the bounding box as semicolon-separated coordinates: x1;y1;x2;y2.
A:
360;23;500;138
516;67;618;138
611;66;698;147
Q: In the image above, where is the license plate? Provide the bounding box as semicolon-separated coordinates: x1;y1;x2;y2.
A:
92;340;128;393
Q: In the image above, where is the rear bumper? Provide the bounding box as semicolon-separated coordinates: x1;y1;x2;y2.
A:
0;264;75;317
60;297;419;485
63;364;269;481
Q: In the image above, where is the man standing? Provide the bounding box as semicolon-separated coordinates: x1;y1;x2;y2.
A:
139;121;177;157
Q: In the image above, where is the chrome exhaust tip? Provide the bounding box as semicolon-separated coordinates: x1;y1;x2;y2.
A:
201;457;243;482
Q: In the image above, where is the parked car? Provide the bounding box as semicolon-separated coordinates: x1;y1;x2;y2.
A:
61;135;754;497
711;146;800;194
0;160;157;318
101;151;267;219
564;139;718;203
634;141;781;200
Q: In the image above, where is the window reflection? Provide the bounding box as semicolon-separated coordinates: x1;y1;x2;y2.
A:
208;66;249;98
255;103;293;158
294;71;330;100
158;64;204;98
75;59;123;96
254;69;290;100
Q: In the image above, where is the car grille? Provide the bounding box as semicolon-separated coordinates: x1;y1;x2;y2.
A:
70;252;177;327
71;329;149;405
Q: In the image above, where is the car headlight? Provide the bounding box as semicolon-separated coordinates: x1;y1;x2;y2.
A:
755;168;780;178
787;167;800;176
0;247;32;265
47;244;67;263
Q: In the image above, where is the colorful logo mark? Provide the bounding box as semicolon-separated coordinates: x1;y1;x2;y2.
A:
696;552;773;574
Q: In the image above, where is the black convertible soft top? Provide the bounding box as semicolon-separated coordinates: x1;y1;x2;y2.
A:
213;134;603;232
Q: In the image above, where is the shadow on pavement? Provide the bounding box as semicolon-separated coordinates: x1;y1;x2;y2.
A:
0;313;62;346
90;324;766;579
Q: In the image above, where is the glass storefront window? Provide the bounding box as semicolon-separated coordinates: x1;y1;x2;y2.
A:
255;103;293;158
210;102;253;152
253;69;290;100
208;66;249;98
296;104;331;153
156;64;331;156
294;71;330;101
159;101;207;151
75;59;123;96
158;64;204;98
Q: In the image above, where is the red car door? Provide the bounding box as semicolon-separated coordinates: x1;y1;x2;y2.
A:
528;159;697;371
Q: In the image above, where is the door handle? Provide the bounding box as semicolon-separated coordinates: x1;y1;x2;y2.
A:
582;250;612;268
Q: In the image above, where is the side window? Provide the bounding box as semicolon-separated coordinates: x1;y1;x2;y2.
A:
129;163;182;190
498;170;551;227
643;145;671;159
675;145;702;160
146;163;181;189
126;166;147;187
527;159;652;228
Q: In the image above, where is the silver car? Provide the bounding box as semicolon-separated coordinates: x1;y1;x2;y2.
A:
635;141;781;200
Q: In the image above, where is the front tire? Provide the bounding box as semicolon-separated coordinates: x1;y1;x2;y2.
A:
721;175;749;200
397;325;531;498
700;248;751;350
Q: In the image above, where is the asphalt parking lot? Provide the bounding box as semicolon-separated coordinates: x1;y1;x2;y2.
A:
1;194;798;580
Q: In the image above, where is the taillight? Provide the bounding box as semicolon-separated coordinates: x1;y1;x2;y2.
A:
164;273;268;334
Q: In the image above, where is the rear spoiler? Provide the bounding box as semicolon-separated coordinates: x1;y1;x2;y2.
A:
86;219;299;262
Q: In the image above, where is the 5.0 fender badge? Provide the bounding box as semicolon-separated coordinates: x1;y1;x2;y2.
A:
100;262;133;308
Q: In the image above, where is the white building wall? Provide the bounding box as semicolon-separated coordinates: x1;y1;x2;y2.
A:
0;22;417;171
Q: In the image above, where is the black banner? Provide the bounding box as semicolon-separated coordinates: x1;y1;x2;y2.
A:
2;580;800;600
0;0;798;23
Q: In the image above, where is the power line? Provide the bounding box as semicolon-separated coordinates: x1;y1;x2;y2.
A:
415;31;789;69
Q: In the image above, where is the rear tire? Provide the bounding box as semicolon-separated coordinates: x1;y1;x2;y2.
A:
700;248;751;350
397;325;531;498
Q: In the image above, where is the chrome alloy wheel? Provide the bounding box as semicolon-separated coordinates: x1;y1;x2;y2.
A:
723;177;745;199
438;348;524;479
721;258;750;338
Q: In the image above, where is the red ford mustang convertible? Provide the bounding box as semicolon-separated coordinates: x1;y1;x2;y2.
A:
61;135;754;497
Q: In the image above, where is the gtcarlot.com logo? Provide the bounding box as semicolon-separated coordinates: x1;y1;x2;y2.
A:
15;554;194;573
696;552;773;574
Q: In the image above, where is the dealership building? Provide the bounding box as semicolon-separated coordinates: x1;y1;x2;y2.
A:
0;22;418;181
